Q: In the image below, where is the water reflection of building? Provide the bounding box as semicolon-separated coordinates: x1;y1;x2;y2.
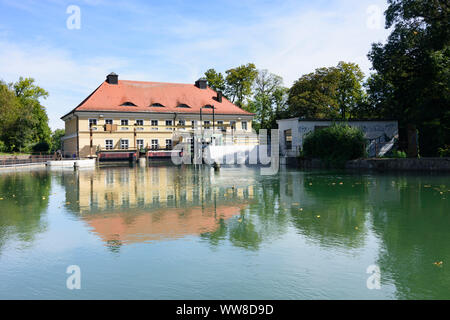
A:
63;167;256;248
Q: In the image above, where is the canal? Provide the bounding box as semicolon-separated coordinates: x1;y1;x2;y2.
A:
0;166;449;299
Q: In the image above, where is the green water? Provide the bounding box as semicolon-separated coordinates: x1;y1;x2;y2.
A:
0;166;449;299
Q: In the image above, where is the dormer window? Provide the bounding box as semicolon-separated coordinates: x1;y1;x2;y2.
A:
203;105;214;109
150;103;165;107
121;101;136;106
177;104;191;108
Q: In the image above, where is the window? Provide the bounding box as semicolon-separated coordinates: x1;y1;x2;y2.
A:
230;121;236;130
177;104;191;108
204;120;211;129
217;120;225;131
105;139;114;150
151;139;159;150
137;139;144;150
89;119;97;130
203;105;214;109
191;120;196;129
166;139;172;150
178;119;185;129
121;101;136;106
121;119;129;130
150;120;158;130
136;119;144;131
121;139;129;150
150;103;165;107
165;120;173;130
105;119;113;125
241;121;248;131
284;129;292;150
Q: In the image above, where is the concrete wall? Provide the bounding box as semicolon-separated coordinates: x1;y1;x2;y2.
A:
277;119;398;157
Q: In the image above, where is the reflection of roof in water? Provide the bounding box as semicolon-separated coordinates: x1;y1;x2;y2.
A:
81;204;246;245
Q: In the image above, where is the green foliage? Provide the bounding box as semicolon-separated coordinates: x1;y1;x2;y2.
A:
204;69;226;94
392;150;407;158
302;124;367;166
367;0;450;156
438;145;450;157
288;62;365;120
50;129;65;152
0;78;51;152
224;63;258;108
32;141;50;153
250;70;288;130
205;65;287;130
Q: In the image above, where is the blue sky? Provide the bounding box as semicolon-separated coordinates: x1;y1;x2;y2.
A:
0;0;390;129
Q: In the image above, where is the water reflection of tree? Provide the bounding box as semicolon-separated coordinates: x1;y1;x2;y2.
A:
201;177;290;251
0;171;51;253
288;174;370;249
369;175;450;299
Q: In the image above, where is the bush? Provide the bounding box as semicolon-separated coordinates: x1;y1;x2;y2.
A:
392;150;407;158
32;141;50;153
438;145;450;157
303;123;366;166
0;140;7;153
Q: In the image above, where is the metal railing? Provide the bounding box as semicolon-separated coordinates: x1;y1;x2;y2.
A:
0;154;56;167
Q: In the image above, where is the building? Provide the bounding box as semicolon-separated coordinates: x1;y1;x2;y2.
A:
277;118;399;158
61;73;255;158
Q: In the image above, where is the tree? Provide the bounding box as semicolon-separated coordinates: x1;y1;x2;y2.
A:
13;77;51;145
0;78;51;152
204;69;226;94
288;62;366;120
250;70;288;130
51;129;65;152
225;63;258;108
367;0;449;156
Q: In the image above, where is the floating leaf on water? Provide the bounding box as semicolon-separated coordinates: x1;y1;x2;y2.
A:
433;261;443;267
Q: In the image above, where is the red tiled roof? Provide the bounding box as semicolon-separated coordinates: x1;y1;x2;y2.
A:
67;80;254;116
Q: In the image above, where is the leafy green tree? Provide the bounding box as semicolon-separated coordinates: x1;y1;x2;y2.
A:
250;70;288;129
0;78;51;152
204;68;226;94
224;63;258;108
51;129;65;152
367;0;449;156
13;77;51;145
288;62;366;120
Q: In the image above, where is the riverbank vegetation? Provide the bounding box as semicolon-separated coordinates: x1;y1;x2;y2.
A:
302;124;366;166
0;78;63;154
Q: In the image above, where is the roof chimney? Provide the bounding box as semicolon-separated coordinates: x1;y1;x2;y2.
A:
217;91;223;103
106;72;118;85
195;78;207;89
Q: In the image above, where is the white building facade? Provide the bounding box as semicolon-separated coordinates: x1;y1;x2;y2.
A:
276;118;399;158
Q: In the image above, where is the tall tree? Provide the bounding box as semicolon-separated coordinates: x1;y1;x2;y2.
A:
225;63;258;108
251;69;287;129
204;68;226;94
367;0;449;156
288;62;365;120
0;78;51;152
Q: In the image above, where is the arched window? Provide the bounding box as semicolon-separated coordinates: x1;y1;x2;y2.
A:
203;105;214;109
150;103;165;107
177;104;191;108
121;101;136;106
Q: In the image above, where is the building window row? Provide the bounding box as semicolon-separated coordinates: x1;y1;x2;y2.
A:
88;118;249;130
103;139;173;150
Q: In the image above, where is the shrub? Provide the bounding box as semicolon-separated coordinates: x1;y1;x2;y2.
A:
32;141;50;153
438;145;450;157
0;140;7;153
303;123;366;166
